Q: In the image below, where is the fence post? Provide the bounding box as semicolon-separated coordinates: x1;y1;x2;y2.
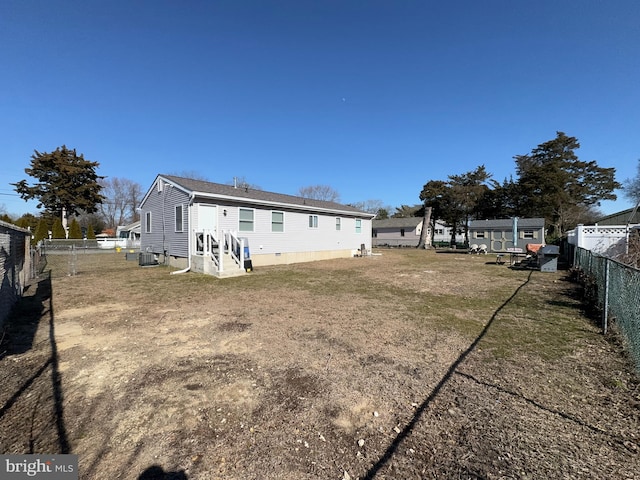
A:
603;259;610;335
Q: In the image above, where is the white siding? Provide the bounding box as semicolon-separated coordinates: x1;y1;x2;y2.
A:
216;205;370;255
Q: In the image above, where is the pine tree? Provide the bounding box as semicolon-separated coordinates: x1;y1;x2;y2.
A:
34;218;50;244
68;218;82;239
86;224;96;239
12;145;104;223
52;218;66;239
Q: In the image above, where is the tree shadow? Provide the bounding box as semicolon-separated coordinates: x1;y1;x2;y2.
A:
0;271;70;454
362;270;534;479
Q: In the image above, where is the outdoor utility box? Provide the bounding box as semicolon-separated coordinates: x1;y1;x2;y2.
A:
240;237;253;272
139;252;158;266
538;245;560;272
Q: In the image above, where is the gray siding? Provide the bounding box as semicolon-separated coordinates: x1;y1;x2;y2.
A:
0;221;31;329
470;227;545;252
140;180;190;257
373;226;419;247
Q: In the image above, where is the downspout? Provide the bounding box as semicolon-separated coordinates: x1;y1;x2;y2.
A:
171;192;195;275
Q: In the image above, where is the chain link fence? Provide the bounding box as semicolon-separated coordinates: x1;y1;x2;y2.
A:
574;246;640;370
32;240;130;279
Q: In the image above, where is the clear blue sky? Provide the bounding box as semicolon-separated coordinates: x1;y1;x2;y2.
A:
1;0;639;217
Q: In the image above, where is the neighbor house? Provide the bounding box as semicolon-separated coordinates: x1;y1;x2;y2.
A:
566;207;640;257
468;218;546;253
139;175;375;276
372;217;464;247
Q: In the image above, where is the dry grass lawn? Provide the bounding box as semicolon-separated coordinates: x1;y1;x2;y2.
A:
1;248;639;479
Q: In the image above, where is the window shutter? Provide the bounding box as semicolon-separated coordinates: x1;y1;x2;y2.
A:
519;231;525;239
533;231;538;239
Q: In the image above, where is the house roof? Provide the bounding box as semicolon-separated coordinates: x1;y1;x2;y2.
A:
373;217;423;228
144;175;374;218
595;207;640;225
469;218;545;229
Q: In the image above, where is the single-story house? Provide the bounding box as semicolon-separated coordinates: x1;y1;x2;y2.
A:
115;221;141;249
468;218;546;253
372;218;464;247
139;175;375;276
593;207;640;226
372;217;423;247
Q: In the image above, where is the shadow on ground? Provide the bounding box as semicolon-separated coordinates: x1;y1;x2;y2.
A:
0;272;70;454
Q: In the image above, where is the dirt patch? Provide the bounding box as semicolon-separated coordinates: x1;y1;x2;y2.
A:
1;250;639;479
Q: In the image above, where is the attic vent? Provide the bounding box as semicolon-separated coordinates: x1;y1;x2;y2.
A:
157;181;163;193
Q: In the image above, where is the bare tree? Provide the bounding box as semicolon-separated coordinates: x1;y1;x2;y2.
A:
226;176;262;190
298;185;341;202
349;199;389;215
623;159;640;204
170;170;211;181
99;177;143;229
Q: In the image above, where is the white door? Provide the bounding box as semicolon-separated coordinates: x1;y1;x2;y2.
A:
196;204;218;239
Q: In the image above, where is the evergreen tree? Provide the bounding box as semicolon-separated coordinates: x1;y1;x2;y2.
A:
52;218;66;239
515;132;620;236
34;218;50;244
12;145;105;223
68;218;82;239
86;224;96;239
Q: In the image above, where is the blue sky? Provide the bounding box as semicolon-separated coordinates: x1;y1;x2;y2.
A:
1;0;639;217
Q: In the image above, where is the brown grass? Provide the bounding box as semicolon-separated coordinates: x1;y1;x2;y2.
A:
1;248;639;479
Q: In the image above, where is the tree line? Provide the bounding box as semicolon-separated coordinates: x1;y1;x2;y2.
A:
411;131;629;246
5;133;639;245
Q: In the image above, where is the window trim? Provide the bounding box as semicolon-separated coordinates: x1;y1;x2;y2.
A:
175;204;184;232
239;207;255;232
355;218;362;234
271;210;284;233
308;214;319;229
335;217;341;231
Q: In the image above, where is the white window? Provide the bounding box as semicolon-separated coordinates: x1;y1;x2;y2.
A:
239;208;254;232
271;211;284;232
355;218;362;233
523;230;534;239
476;231;485;239
145;212;152;233
309;215;318;228
336;217;341;231
175;205;183;232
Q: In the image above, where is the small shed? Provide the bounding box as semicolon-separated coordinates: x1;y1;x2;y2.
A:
468;218;546;253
